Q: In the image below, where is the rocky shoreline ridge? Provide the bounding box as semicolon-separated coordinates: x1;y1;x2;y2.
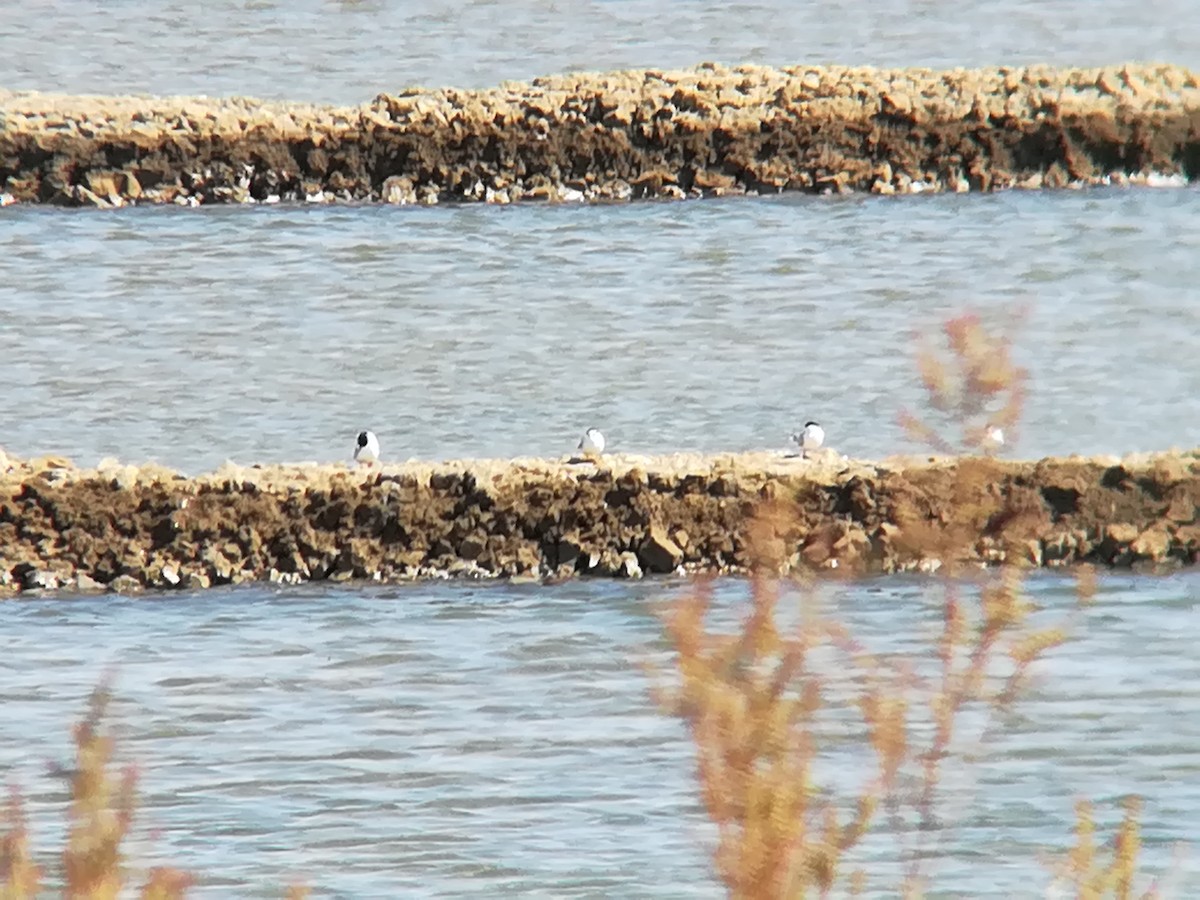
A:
0;448;1197;594
1;62;1197;207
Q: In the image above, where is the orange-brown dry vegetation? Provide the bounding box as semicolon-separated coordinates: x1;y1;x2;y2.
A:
652;312;1164;897
1;682;193;899
654;558;1156;897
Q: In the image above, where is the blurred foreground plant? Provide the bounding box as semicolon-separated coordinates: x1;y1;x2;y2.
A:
1044;796;1154;900
1;788;40;898
653;312;1158;897
900;309;1027;454
653;553;1091;897
1;681;193;899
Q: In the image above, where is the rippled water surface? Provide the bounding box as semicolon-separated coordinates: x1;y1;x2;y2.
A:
1;574;1198;896
1;0;1197;104
3;2;1199;471
2;189;1200;472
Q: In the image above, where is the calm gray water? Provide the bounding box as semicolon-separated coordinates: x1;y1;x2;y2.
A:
2;189;1199;473
1;573;1198;897
0;0;1196;104
3;4;1200;897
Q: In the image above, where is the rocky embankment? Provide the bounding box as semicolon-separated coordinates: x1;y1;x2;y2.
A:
0;448;1197;593
1;63;1197;207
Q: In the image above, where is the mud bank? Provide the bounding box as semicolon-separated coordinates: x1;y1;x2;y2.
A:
0;449;1197;593
1;63;1197;207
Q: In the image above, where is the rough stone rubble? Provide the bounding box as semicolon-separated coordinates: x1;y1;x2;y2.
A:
1;448;1197;593
1;62;1197;207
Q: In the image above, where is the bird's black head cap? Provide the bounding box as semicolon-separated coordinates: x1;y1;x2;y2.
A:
357;431;369;447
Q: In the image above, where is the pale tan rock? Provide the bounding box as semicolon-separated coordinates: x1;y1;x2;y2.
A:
74;572;103;591
1105;523;1140;544
86;171;120;196
108;574;142;594
72;185;108;207
1132;527;1172;560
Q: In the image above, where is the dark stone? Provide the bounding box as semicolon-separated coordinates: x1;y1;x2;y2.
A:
459;535;486;561
638;527;683;574
1041;485;1081;519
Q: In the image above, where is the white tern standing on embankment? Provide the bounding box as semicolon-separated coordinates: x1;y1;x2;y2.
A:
354;430;380;465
